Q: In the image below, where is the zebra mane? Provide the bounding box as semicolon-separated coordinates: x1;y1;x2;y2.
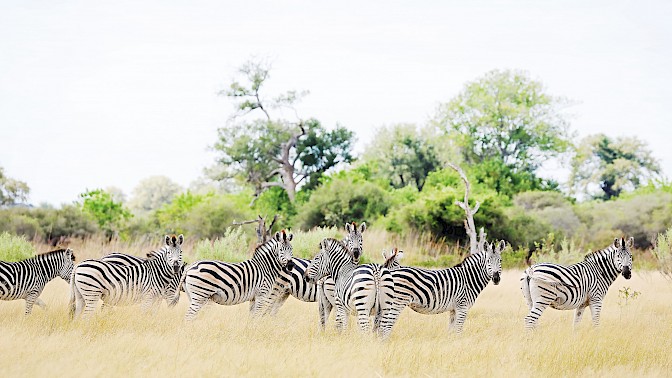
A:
29;248;75;262
452;252;483;268
252;237;280;257
583;245;614;263
322;238;347;251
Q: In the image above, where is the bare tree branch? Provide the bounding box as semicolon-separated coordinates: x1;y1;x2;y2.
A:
448;162;481;255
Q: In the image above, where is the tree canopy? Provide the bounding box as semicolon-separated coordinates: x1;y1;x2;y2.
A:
0;167;29;206
129;176;183;214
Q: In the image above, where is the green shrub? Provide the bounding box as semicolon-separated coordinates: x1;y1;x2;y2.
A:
0;232;35;262
192;227;251;262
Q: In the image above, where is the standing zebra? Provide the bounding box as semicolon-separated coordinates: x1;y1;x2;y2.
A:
520;237;633;330
0;248;75;315
70;235;184;319
384;241;504;334
261;222;366;329
100;252;186;307
179;231;294;321
304;238;396;339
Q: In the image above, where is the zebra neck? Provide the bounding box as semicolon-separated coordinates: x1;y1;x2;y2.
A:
28;256;60;280
584;251;620;284
331;258;357;280
458;256;491;293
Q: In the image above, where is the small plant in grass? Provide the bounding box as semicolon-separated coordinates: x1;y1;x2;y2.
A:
653;228;672;280
193;227;251;262
618;286;641;307
0;232;35;261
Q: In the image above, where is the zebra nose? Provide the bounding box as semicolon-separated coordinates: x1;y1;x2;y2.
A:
492;272;501;285
284;259;295;272
622;266;632;279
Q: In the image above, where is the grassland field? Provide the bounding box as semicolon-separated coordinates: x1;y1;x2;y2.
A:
0;256;670;377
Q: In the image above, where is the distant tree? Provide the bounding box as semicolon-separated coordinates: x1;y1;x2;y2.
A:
362;124;441;191
570;134;660;200
0;167;30;206
79;189;132;238
105;186;127;204
214;59;354;203
129;176;182;214
433;69;572;193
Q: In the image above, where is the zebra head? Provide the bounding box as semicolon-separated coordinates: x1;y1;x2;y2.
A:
613;237;634;279
344;221;366;262
273;230;294;271
164;234;184;274
304;238;340;283
58;248;76;282
485;241;505;285
381;248;403;270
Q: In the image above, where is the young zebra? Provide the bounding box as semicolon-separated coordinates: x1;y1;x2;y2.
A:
100;252;187;307
384;241;504;334
0;248;75;315
70;235;184;319
520;237;633;330
303;238;396;340
261;222;366;330
179;231;294;321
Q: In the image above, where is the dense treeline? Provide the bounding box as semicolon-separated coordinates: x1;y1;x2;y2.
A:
0;61;666;253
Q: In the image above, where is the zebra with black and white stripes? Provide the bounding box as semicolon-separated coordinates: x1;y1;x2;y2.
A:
178;231;294;321
384;241;504;334
520;237;633;330
70;235;184;319
100;252;187;307
261;222;366;329
0;248;75;315
304;238;396;339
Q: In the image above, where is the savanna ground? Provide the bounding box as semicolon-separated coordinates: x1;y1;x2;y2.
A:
0;248;670;377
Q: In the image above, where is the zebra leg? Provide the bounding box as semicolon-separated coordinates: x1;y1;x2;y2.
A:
269;292;290;316
318;286;333;330
589;300;603;327
524;300;550;331
447;310;457;331
574;304;588;328
356;307;372;333
451;309;469;334
24;291;40;315
185;295;208;321
334;304;349;334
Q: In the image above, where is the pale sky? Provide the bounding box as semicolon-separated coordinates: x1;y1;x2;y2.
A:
1;0;670;205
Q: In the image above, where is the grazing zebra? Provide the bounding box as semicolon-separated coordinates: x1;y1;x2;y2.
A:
520;237;633;330
0;248;75;315
100;252;187;307
260;222;366;329
385;241;504;334
70;235;184;319
304;238;395;339
179;231;294;321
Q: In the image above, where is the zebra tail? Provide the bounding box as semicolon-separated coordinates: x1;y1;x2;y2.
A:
520;268;533;307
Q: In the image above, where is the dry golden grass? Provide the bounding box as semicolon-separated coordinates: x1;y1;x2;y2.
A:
0;270;670;377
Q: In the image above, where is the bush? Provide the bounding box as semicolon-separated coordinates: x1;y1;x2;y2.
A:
0;232;35;261
0;206;98;242
653;227;672;280
192;227;251;262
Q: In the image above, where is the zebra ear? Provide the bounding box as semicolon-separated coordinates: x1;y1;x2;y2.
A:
614;238;621;249
382;249;390;259
345;223;353;233
359;222;367;233
165;235;171;246
287;233;294;242
177;234;184;246
626;237;634;248
497;240;506;253
274;232;282;241
396;250;404;261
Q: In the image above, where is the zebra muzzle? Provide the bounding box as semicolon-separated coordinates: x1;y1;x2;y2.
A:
283;259;295;272
622;266;632;279
492;272;501;285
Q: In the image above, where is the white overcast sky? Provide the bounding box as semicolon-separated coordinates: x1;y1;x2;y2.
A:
1;0;670;205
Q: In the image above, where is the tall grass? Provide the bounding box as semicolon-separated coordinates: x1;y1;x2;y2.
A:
192;227;252;262
0;231;35;261
653;227;672;280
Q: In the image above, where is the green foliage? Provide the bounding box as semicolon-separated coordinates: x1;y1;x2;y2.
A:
0;205;98;242
362;124;441;190
0;232;35;262
529;233;585;265
297;119;354;191
193;227;251;263
512;191;583;239
79;189;132;237
470;158;559;197
617;286;641;307
0;167;30;206
653;227;672;280
294;171;390;230
570;134;661;200
434;69;571;192
129;176;183;214
154;191;212;231
501;245;529;269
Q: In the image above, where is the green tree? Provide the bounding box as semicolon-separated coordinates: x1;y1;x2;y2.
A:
362;124;441;190
79;189;132;238
214;60;354;203
570;134;660;200
0;167;30;206
433;69;571;193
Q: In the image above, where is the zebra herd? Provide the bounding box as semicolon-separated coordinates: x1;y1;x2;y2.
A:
0;224;634;339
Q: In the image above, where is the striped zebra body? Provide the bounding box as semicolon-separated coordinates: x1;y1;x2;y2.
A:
304;238;395;339
521;237;633;329
70;235;184;319
262;222;366;331
385;241;504;334
100;252;186;307
0;249;75;315
180;231;294;321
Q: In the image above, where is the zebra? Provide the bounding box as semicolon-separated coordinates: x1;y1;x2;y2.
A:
70;234;184;319
100;252;187;308
520;237;633;330
178;230;294;321
303;238;396;340
261;222;366;330
384;241;504;334
381;248;403;270
0;248;75;315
